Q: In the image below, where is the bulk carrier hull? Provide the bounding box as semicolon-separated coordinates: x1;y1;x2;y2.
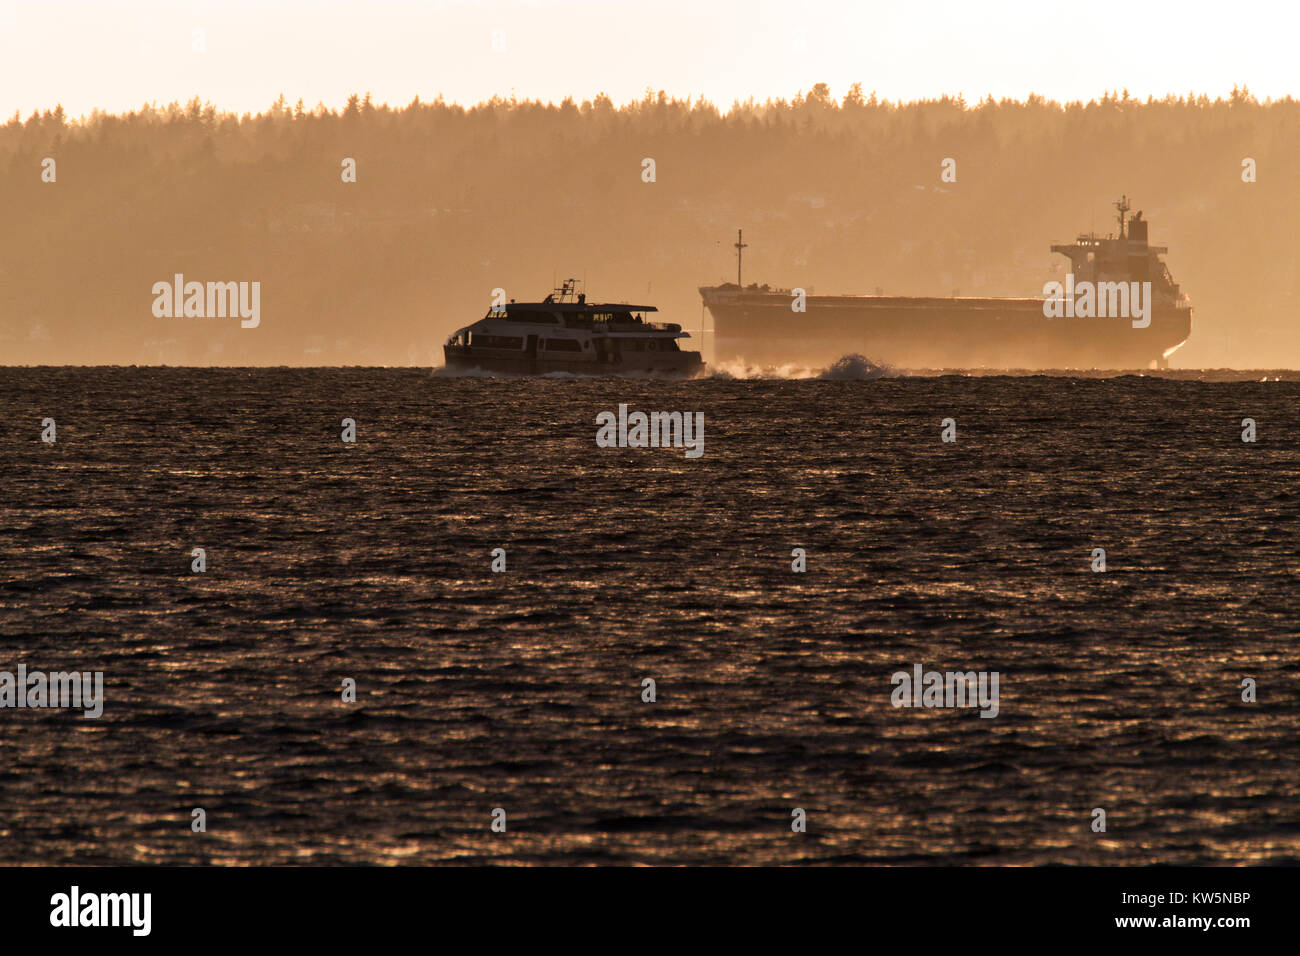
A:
701;200;1193;370
698;288;1192;369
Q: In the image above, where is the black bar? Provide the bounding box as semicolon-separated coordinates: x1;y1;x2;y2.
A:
0;866;1281;943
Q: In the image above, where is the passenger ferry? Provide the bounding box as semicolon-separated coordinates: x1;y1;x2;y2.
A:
443;280;703;376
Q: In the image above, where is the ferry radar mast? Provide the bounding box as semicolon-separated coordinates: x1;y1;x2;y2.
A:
734;229;748;287
542;277;585;305
1115;195;1130;239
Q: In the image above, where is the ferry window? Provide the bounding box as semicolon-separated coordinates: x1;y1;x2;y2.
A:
478;335;522;349
543;338;581;351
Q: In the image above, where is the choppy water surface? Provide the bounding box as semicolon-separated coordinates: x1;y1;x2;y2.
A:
1;367;1298;865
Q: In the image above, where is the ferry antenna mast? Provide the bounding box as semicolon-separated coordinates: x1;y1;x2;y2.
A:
734;229;748;287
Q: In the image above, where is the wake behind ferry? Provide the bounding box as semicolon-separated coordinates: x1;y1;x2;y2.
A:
443;280;703;376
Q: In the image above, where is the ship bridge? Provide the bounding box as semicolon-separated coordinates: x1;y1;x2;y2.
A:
1049;196;1183;304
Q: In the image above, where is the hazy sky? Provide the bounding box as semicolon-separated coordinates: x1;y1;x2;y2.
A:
1;0;1295;119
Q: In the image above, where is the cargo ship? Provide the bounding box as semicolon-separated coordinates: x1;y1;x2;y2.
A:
699;198;1192;370
444;279;703;376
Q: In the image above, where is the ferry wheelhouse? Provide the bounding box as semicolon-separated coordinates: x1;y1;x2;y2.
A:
443;280;703;376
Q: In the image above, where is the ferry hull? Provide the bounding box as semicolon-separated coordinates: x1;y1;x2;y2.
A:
700;288;1193;370
443;345;703;377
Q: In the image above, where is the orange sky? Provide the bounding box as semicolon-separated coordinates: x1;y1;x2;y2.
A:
1;0;1294;118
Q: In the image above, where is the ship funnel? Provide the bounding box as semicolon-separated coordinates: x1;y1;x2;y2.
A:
1127;212;1148;242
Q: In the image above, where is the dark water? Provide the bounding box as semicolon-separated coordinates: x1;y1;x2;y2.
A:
2;367;1298;865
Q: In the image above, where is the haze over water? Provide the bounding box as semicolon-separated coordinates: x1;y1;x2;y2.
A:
3;367;1296;864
